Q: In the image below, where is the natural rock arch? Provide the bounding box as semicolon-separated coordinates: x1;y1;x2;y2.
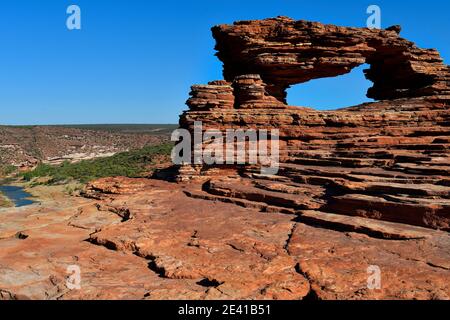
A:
172;17;450;231
211;17;449;103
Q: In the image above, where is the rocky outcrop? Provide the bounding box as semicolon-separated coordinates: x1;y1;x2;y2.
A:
212;17;450;102
177;17;450;232
187;80;235;111
1;177;448;300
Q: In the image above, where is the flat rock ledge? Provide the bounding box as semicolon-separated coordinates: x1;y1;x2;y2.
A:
0;177;448;300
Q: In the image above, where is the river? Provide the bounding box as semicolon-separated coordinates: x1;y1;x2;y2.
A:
0;185;36;207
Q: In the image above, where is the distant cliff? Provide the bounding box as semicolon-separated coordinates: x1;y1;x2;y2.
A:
0;125;174;170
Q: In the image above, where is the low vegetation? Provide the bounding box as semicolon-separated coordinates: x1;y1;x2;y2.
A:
0;192;13;208
0;165;17;177
21;143;173;185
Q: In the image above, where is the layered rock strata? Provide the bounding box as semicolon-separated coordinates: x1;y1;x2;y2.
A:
212;17;450;101
1;178;448;300
177;17;450;232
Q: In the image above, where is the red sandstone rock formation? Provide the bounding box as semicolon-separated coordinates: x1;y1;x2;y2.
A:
212;17;450;102
177;17;450;231
2;177;448;300
1;17;449;301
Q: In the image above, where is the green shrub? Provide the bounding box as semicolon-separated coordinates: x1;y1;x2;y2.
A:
21;143;173;184
0;165;17;176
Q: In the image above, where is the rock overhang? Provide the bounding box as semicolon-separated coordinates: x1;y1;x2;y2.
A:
211;16;450;102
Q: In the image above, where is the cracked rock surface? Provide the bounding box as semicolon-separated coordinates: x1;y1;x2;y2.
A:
1;177;448;300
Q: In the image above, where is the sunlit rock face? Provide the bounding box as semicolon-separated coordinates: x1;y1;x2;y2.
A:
177;17;450;231
212;16;450;102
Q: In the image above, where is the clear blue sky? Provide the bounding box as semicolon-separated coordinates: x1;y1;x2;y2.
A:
0;0;449;125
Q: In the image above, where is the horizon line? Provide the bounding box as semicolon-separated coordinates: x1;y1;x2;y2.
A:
0;123;179;127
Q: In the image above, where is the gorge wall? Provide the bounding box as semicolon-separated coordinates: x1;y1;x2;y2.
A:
177;17;450;231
